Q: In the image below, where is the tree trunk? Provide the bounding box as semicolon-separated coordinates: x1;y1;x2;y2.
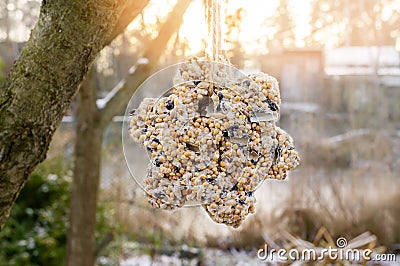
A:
66;67;104;266
66;1;191;265
0;0;126;229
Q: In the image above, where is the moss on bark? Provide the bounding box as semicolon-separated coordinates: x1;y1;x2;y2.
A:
0;0;127;229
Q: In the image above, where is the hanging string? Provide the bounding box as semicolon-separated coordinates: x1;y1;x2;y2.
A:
212;0;221;62
205;0;224;84
205;0;223;62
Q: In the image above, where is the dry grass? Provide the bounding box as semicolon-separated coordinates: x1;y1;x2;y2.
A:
101;160;399;250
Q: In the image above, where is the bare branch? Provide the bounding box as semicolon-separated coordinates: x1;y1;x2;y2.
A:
98;0;192;128
106;0;150;45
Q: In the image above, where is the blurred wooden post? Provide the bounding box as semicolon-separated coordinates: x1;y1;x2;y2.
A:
67;66;103;266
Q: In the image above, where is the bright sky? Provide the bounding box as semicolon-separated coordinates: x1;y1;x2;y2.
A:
6;0;398;53
133;0;312;56
178;0;312;54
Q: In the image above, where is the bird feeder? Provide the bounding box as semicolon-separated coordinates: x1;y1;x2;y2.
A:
122;1;300;228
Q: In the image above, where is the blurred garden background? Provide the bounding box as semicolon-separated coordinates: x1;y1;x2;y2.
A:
0;0;399;265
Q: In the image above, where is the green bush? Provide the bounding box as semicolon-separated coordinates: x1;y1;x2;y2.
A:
0;157;70;265
0;157;116;265
0;158;70;266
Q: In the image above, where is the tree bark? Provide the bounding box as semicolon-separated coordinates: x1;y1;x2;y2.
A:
66;1;191;265
0;0;127;229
